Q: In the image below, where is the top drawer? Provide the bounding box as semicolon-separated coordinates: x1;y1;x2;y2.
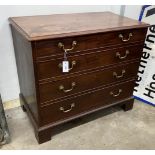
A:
35;28;147;57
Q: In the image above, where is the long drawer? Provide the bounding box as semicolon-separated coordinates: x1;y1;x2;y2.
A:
37;44;143;80
39;61;139;103
35;28;147;57
40;79;135;125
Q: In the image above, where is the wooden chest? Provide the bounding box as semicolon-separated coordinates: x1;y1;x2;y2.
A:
9;12;149;144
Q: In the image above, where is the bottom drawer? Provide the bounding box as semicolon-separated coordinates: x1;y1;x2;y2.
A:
40;79;135;125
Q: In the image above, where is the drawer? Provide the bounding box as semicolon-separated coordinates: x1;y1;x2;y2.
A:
35;28;147;57
40;79;135;125
39;61;139;103
37;44;143;80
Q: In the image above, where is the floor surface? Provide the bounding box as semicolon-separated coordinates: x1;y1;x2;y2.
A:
1;100;155;150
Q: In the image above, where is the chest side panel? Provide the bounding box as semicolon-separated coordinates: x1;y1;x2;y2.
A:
11;25;39;123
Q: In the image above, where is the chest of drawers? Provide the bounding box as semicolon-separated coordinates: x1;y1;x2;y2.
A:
9;12;149;144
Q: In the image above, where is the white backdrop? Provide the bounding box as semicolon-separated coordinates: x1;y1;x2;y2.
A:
0;5;141;102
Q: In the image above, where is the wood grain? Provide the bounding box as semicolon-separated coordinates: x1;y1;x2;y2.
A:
39;61;139;104
11;25;39;123
9;12;149;41
35;28;147;57
37;43;143;80
9;12;149;144
40;79;136;125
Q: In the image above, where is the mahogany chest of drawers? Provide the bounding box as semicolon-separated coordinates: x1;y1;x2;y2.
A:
9;12;149;144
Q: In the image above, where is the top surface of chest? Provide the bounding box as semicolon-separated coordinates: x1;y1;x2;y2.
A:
9;12;148;41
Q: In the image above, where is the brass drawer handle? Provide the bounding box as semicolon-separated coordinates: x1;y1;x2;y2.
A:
110;89;122;97
59;82;76;93
58;41;77;52
116;50;129;60
119;33;133;42
58;60;76;71
59;103;75;113
113;69;126;79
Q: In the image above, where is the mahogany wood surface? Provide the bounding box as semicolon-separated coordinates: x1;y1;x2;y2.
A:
9;12;149;41
9;12;149;144
40;79;136;125
37;43;143;80
11;25;39;123
39;61;139;104
35;28;147;57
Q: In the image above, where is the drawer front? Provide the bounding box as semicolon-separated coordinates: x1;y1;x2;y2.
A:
37;44;143;80
35;28;147;57
39;61;139;103
40;80;135;125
